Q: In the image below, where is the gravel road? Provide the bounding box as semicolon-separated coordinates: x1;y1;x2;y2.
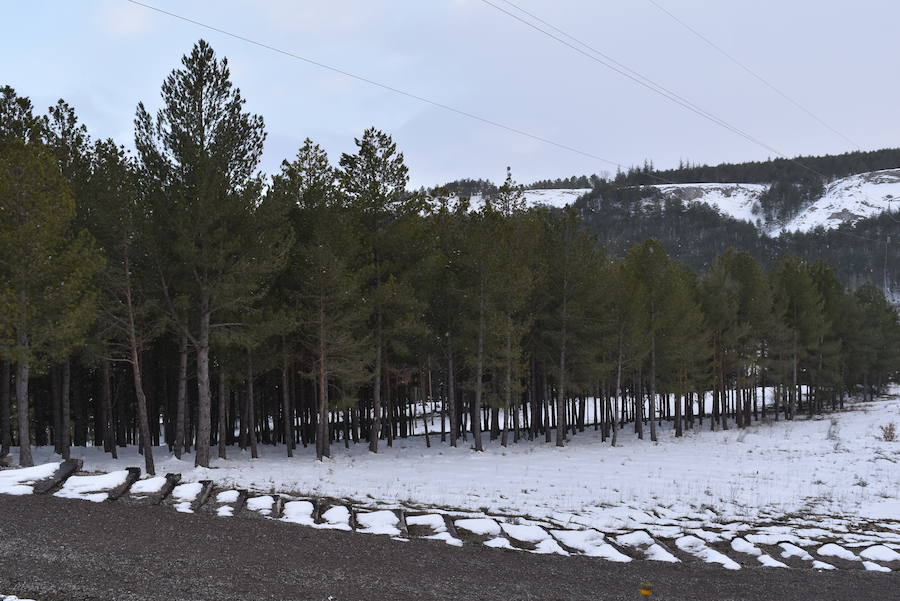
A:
0;494;895;601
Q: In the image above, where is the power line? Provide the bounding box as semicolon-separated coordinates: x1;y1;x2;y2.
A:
480;0;850;186
646;0;859;149
125;0;675;184
480;0;789;161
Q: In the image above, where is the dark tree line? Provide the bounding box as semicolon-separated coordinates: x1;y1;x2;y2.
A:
1;42;898;473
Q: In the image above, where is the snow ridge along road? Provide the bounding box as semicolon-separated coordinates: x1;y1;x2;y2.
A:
2;397;899;574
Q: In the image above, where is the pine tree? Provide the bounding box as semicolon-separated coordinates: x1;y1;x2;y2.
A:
134;40;291;467
0;139;102;466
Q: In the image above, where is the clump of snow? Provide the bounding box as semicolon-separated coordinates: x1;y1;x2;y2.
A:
615;531;654;547
424;531;464;546
2;595;37;601
0;462;59;496
246;495;274;515
456;518;501;536
216;490;240;504
812;560;836;570
860;545;900;562
171;482;203;502
483;537;515;549
531;538;569;555
317;505;351;530
730;537;786;567
356;510;401;536
817;543;860;561
54;470;128;503
779;542;814;561
862;561;891;572
500;523;549;544
130;476;166;495
282;500;315;526
173;501;193;513
552;529;631;562
676;535;741;570
217;506;234;517
407;514;446;531
615;531;679;562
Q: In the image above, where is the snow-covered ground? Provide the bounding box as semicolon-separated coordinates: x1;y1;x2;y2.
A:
782;169;900;232
647;182;767;224
466;188;590;211
9;390;899;553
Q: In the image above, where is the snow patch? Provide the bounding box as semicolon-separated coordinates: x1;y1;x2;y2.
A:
54;470;128;503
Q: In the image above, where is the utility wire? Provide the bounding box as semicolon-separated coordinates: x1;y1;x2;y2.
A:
481;0;789;162
646;0;859;149
125;0;675;184
481;0;867;189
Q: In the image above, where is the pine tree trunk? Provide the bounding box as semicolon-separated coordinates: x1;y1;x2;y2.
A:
473;282;485;452
447;336;457;447
174;334;188;459
556;303;567;448
247;350;258;459
369;310;382;453
195;300;212;468
649;323;657;442
61;359;71;460
101;359;117;458
218;365;228;460
281;343;292;458
317;300;330;460
0;360;11;456
16;329;33;467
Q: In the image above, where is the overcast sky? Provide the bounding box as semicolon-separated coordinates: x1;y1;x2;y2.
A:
4;0;899;187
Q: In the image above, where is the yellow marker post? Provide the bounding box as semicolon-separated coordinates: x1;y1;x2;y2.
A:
639;581;653;596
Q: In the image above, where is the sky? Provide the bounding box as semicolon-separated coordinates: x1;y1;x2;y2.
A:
3;0;899;188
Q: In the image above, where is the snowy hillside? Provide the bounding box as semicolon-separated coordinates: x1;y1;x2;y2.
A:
464;188;590;210
647;183;768;224
644;169;900;233
782;169;900;232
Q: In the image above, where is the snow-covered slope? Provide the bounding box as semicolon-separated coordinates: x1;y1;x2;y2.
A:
644;169;900;233
465;188;590;210
647;183;767;224
782;169;900;232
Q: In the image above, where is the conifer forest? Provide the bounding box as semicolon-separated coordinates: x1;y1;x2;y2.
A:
2;41;899;477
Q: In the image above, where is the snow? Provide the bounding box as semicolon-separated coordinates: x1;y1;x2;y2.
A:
216;489;240;504
53;470;128;503
783;169;900;232
319;505;351;530
860;545;900;562
0;462;59;496
173;501;193;513
647;169;900;233
483;537;515;549
500;523;549;543
281;500;315;526
552;529;631;562
812;560;836;570
780;542;813;561
730;537;787;567
9;391;899;568
648;183;767;224
171;482;203;502
466;188;589;211
2;595;36;601
424;531;464;546
456;518;501;536
246;495;274;515
531;538;569;555
406;514;446;530
356;510;401;536
130;476;166;495
817;542;860;561
676;536;741;570
862;560;892;572
615;531;679;562
217;506;234;517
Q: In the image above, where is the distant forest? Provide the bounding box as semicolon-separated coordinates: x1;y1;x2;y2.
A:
438;150;900;296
